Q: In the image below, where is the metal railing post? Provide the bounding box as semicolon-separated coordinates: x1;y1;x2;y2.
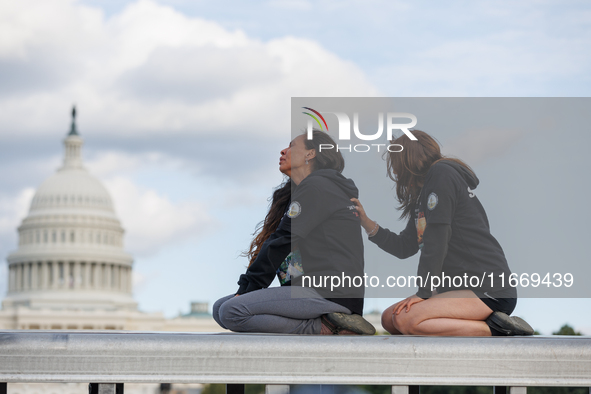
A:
89;383;124;394
494;386;507;394
227;383;245;394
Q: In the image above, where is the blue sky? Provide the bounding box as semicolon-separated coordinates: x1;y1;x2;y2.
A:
0;0;590;334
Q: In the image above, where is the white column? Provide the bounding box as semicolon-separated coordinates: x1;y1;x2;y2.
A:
13;264;18;292
31;262;38;290
73;262;80;289
108;263;112;289
15;265;19;291
21;263;26;290
110;264;115;290
83;262;90;289
8;265;14;292
121;266;126;292
110;264;115;289
128;267;133;294
21;263;26;291
122;267;128;293
23;263;29;291
16;263;22;291
92;263;98;289
52;262;59;289
115;264;119;290
41;262;48;289
98;263;102;288
14;264;19;291
114;264;118;290
101;263;106;289
63;262;70;289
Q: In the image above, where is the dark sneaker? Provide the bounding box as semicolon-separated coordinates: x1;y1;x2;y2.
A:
321;313;376;335
486;312;534;336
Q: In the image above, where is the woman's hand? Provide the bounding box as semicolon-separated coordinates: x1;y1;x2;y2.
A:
393;294;425;315
350;197;376;233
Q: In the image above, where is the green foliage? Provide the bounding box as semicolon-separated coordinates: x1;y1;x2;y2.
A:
200;384;225;394
528;388;588;394
355;386;390;394
201;386;588;394
200;384;266;394
420;386;492;394
552;324;581;336
246;385;266;394
355;387;588;394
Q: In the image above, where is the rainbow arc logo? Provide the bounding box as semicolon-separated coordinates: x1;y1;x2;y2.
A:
302;107;328;131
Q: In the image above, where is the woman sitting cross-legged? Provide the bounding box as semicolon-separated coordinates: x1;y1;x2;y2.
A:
213;130;375;335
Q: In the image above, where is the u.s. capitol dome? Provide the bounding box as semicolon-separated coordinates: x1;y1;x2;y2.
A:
0;108;219;333
5;108;135;313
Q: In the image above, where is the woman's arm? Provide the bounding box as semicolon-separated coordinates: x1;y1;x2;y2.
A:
369;220;420;259
351;197;419;259
415;223;452;299
413;162;463;298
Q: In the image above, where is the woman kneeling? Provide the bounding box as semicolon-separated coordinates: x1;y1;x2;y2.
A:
353;130;533;337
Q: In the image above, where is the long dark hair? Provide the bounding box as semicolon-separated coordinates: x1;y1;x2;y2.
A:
387;130;475;219
244;179;291;267
244;130;343;266
304;129;345;173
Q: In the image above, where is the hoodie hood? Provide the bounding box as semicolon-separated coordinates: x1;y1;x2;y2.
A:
306;169;359;198
438;160;480;189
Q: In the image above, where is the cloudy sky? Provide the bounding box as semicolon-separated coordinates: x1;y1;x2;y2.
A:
1;0;590;334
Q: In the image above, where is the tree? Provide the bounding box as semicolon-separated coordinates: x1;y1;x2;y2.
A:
552;324;582;336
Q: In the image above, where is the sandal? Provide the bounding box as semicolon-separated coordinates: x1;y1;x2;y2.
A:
321;312;376;335
486;312;534;336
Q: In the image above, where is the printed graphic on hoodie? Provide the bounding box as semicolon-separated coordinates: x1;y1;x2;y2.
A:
276;250;303;285
416;211;426;249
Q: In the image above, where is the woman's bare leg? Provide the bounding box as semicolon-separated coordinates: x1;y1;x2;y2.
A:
381;303;402;334
384;290;493;336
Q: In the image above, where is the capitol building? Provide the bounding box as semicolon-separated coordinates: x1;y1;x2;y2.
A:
0;108;221;333
0;109;222;394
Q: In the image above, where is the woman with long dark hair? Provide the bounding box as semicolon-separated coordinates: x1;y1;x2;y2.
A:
213;130;375;335
353;130;533;336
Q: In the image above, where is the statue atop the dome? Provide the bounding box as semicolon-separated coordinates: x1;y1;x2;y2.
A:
68;105;79;136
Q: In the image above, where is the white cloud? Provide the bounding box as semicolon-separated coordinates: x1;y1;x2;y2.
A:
103;176;214;256
0;174;212;258
85;150;173;178
369;1;591;96
442;127;524;166
0;0;378;137
267;0;312;11
0;188;35;296
0;188;35;246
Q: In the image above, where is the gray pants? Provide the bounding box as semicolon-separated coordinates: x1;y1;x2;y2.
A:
213;286;351;334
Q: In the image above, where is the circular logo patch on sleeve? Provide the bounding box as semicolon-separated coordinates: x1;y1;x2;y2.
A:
427;193;438;210
287;201;302;218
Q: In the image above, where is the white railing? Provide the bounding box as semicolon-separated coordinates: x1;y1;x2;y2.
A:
0;330;589;394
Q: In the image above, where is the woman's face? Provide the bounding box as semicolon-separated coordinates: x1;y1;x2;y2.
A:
279;135;309;177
